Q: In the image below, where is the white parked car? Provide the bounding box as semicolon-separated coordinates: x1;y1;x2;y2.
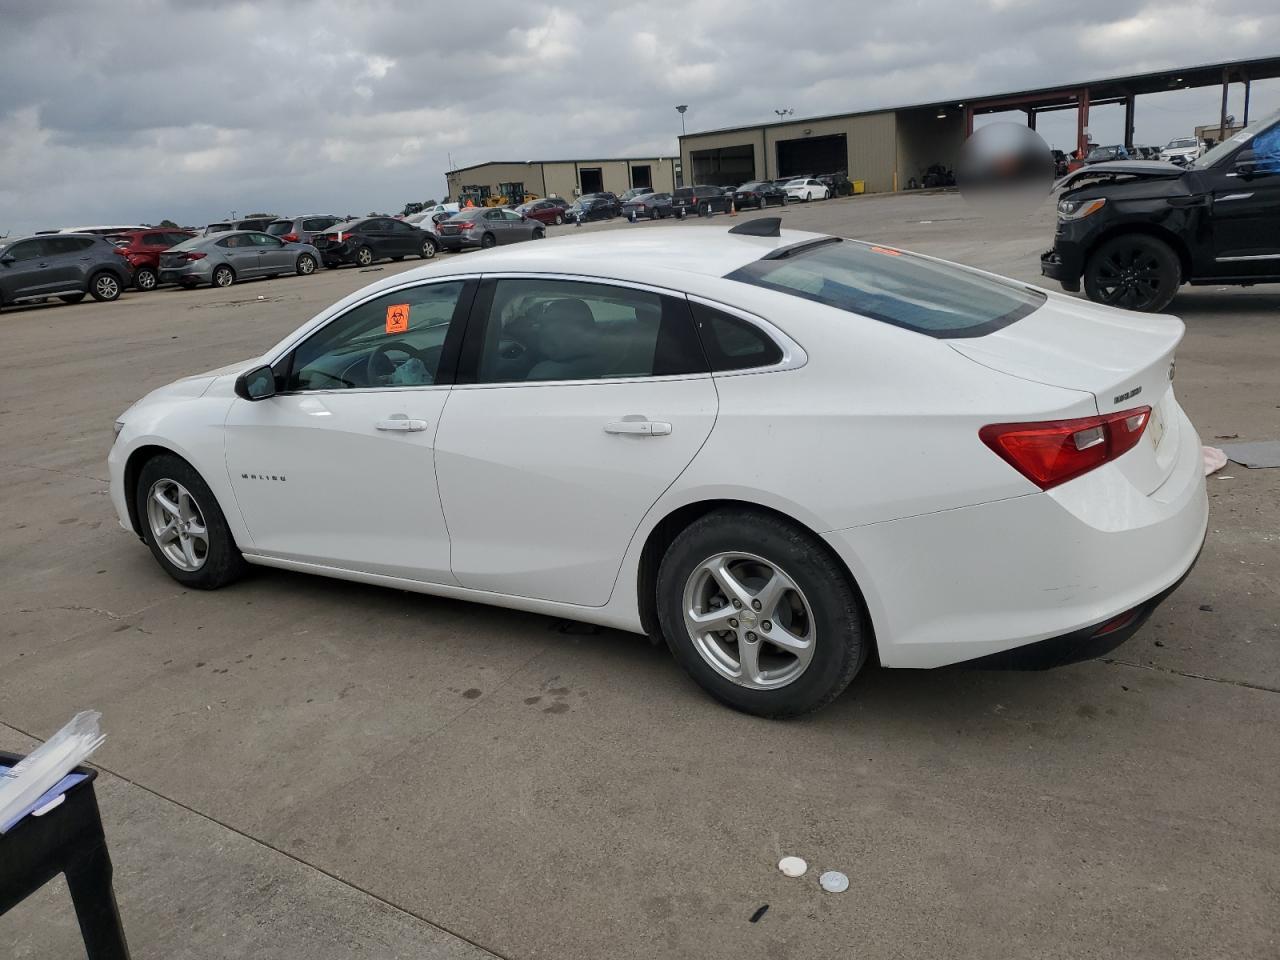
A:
108;220;1207;717
1159;137;1204;164
784;178;830;201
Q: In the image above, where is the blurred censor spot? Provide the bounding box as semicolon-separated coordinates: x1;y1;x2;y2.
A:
958;122;1056;219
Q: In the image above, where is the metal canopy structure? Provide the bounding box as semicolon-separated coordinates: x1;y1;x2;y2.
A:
956;55;1280;156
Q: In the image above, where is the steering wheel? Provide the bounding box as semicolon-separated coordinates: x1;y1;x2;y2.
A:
366;340;432;385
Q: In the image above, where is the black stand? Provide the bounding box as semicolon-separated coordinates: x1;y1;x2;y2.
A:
0;750;130;959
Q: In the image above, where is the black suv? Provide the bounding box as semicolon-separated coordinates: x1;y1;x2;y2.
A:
671;185;733;217
0;234;131;310
1042;108;1280;312
311;216;440;268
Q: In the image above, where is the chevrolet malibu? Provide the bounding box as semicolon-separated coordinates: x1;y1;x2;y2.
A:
109;219;1207;717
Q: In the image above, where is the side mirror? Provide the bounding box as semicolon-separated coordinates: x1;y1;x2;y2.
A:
1234;149;1257;176
0;254;14;266
234;364;277;401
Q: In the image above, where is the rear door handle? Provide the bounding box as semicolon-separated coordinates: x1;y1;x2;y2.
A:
376;416;428;432
604;419;672;436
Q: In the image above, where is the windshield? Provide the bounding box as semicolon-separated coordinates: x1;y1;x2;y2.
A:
1167;139;1197;148
1192;109;1280;170
785;179;806;186
727;237;1045;339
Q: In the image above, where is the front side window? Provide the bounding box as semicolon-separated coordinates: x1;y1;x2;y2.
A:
4;239;45;261
472;278;706;384
727;238;1045;339
284;281;467;392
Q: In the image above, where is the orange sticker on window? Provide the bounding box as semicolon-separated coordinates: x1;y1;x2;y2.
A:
869;246;901;256
385;303;410;334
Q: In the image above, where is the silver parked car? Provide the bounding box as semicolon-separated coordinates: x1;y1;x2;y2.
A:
436;207;546;250
157;230;320;289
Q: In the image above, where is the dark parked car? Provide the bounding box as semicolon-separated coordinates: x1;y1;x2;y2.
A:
516;199;570;226
106;228;197;290
577;192;621;217
733;181;787;209
565;196;617;223
266;215;342;249
311;216;440;267
621;192;674;219
203;218;275;236
1083;145;1130;164
437;207;545;250
0;234;131;310
670;185;733;217
1041;108;1280;312
618;187;654;204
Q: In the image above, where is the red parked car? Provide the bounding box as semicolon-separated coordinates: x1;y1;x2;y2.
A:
108;228;197;290
515;198;571;226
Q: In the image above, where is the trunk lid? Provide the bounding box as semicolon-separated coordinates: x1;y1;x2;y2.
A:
950;295;1183;494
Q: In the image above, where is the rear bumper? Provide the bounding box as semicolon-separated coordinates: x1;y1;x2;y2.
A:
438;235;479;250
158;260;213;283
823;406;1209;669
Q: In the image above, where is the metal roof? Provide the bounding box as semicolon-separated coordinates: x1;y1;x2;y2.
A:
447;157;676;176
679;54;1280;140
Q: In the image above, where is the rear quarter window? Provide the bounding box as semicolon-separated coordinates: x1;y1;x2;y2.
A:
689;302;783;371
726;238;1045;339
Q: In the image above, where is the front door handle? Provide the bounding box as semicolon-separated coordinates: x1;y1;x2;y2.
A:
604;419;672;436
376;416;428;432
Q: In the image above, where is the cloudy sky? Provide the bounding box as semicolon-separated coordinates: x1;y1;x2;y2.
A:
1;0;1276;233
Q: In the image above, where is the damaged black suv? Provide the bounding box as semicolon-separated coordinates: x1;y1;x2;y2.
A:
1042;108;1280;312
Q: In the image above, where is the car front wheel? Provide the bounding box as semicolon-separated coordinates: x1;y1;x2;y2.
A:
1084;234;1181;312
136;453;248;589
295;254;317;275
554;214;564;225
656;508;869;718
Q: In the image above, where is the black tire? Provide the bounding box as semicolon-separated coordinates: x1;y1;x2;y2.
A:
89;271;123;302
355;246;374;267
59;293;87;304
295;254;317;276
656;508;869;718
134;266;158;291
480;233;496;249
212;265;235;288
532;228;545;240
420;237;438;259
1084;234;1181;312
135;453;248;590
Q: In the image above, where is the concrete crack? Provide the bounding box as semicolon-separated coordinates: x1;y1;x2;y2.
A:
1101;657;1280;694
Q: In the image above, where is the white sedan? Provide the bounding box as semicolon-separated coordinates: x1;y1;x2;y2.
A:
784;178;830;201
108;219;1207;717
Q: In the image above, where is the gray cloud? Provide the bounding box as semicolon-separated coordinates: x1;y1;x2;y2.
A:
0;0;1276;233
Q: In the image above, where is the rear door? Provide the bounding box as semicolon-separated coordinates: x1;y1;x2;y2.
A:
364;218;395;258
218;234;262;277
434;276;716;605
37;236;87;292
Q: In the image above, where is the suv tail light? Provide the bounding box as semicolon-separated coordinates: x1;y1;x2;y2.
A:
282;233;298;243
113;247;129;257
979;406;1151;490
183;251;207;261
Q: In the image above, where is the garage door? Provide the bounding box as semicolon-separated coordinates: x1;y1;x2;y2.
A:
777;134;848;178
690;144;755;186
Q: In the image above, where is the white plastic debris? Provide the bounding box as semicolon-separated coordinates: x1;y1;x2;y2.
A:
819;870;849;893
778;856;808;878
1202;446;1228;476
0;711;105;834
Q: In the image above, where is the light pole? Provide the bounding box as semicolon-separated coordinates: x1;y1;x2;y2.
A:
774;108;793;121
676;104;688;136
675;105;689;187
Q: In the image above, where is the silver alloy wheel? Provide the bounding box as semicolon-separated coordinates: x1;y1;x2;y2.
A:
683;551;816;690
555;214;564;225
422;240;436;259
136;269;157;290
214;266;233;287
146;478;209;572
356;247;373;266
298;255;315;275
95;274;120;299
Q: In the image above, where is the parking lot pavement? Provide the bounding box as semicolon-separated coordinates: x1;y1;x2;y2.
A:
2;193;1278;959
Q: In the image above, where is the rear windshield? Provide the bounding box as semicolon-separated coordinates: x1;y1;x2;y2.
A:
266;221;293;235
726;238;1045;339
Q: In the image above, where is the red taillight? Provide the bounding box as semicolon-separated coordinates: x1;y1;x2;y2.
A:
184;251;207;261
1092;607;1141;637
979;406;1151;490
460;221;478;231
113;247;128;257
282;233;298;243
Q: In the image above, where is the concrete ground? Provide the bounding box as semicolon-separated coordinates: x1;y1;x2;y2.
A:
2;192;1277;959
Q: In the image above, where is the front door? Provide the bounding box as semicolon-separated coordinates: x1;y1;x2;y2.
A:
224;278;474;582
219;234;262;278
1207;118;1280;275
434;276;716;606
0;238;55;299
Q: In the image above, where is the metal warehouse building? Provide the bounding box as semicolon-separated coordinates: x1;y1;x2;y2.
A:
679;55;1280;194
445;156;677;204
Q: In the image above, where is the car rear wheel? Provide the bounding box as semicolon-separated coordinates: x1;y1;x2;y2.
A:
480;233;496;249
554;214;564;225
134;267;158;291
533;228;545;240
59;293;87;304
355;246;374;267
212;265;235;288
89;271;122;302
295;254;316;275
656;508;869;718
137;453;248;590
420;237;438;259
1084;234;1181;312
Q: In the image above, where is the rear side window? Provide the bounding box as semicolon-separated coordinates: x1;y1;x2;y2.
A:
45;236;94;254
689;302;783;371
727;238;1045;339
